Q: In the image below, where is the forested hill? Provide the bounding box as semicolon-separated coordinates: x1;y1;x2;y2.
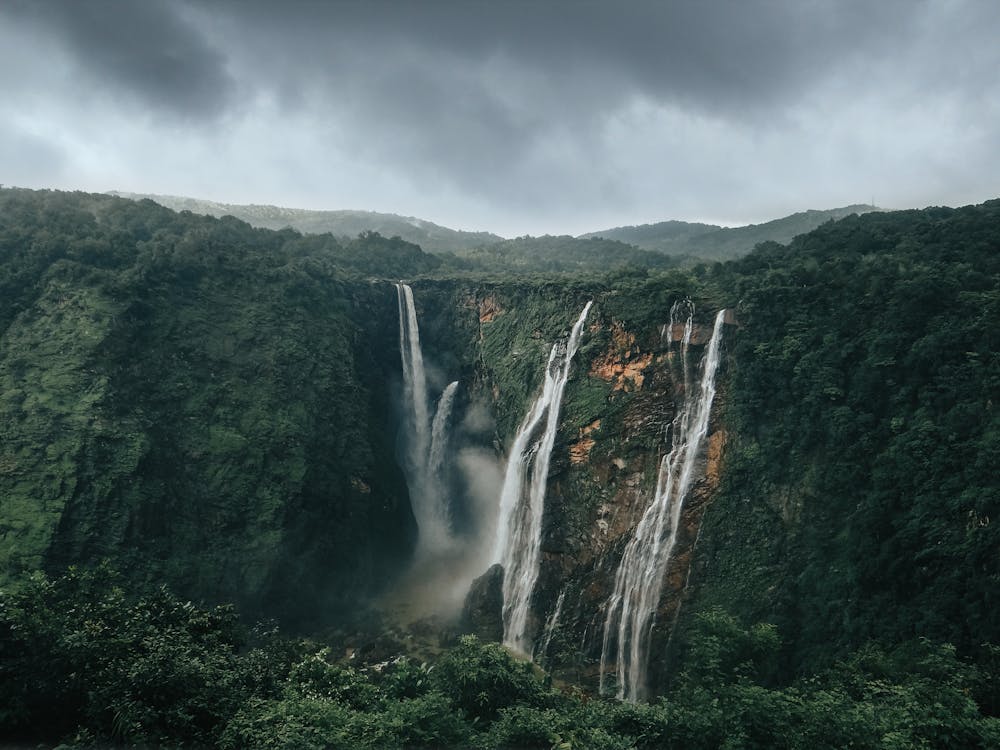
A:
583;203;880;259
109;192;688;273
109;191;503;254
442;234;687;272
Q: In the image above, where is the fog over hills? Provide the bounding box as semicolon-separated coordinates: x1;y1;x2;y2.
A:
113;191;883;262
108;191;504;255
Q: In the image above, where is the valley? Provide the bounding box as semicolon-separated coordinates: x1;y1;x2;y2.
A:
0;187;997;746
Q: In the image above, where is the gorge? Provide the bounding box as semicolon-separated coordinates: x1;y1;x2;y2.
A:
1;188;997;747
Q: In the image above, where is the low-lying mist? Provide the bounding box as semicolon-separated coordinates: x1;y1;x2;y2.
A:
378;392;505;623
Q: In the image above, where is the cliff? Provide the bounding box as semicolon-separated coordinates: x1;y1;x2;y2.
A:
0;190;416;628
1;188;998;701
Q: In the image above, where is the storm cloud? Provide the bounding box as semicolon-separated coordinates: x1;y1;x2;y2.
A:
2;0;998;234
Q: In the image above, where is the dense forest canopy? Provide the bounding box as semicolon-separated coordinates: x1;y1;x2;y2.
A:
0;188;997;747
686;203;1000;671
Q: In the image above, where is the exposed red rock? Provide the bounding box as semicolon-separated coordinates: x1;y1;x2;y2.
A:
589;322;653;391
478;294;502;323
568;419;602;465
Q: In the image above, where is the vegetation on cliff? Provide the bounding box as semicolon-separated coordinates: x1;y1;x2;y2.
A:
685;200;1000;674
0;189;437;626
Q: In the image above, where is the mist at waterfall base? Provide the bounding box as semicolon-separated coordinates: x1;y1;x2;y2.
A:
385;284;728;698
383;388;505;621
381;285;505;621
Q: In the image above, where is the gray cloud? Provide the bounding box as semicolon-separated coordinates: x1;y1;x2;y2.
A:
205;0;922;113
1;0;997;234
0;122;67;186
9;0;236;120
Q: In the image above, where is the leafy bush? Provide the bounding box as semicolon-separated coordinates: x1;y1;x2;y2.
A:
430;634;545;722
0;564;250;745
285;650;382;709
219;696;355;750
366;691;471;748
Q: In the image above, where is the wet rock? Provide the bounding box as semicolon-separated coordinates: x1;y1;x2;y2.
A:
460;563;504;641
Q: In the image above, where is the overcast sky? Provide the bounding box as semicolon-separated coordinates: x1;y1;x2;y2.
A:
1;0;998;236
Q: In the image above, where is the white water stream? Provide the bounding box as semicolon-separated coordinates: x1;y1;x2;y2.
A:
492;301;593;655
396;283;457;553
600;307;726;701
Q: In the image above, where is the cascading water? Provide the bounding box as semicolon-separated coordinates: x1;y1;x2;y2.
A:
600;307;726;702
428;380;459;489
396;283;431;475
535;588;567;663
425;380;459;543
492;301;593;655
396;283;455;552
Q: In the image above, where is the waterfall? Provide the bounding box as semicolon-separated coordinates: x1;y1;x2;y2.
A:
396;283;431;474
425;380;459;541
600;307;726;702
535;588;567;663
667;299;695;383
492;300;593;655
429;380;459;488
396;283;454;552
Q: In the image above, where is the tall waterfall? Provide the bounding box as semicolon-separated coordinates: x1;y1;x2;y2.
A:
395;283;454;552
396;283;431;475
492;301;593;655
600;307;726;702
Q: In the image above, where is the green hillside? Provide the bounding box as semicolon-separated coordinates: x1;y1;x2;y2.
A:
444;234;688;273
0;189;432;626
686;202;1000;673
583;204;881;260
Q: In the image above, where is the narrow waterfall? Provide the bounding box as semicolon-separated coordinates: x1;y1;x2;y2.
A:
396;283;431;475
428;380;459;488
675;300;694;381
492;301;593;655
535;588;567;663
396;283;454;552
600;307;726;702
425;380;460;543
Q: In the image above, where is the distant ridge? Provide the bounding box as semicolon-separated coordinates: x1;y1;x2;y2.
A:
108;192;504;254
581;204;883;260
112;191;884;263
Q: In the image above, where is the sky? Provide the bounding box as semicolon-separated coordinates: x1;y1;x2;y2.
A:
1;0;998;237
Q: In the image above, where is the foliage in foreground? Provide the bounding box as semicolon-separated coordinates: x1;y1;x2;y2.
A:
1;567;998;748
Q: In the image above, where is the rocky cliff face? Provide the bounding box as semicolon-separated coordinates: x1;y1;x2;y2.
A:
0;243;731;681
6;190;998;699
542;315;729;694
431;283;732;693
